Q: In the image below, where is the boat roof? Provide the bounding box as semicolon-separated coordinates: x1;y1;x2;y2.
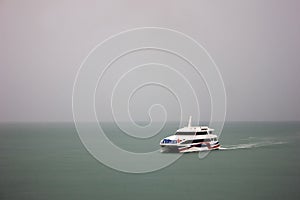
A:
166;134;218;140
176;126;214;132
176;116;214;132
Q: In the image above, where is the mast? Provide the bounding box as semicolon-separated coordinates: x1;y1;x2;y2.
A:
188;116;192;128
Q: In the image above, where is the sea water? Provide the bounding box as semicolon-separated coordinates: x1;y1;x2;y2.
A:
0;122;299;200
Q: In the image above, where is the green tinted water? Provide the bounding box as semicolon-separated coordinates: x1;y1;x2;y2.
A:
0;122;299;200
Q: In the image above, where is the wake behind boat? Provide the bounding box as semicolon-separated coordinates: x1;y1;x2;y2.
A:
160;117;220;153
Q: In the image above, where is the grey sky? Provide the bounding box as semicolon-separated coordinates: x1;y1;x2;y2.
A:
1;0;300;122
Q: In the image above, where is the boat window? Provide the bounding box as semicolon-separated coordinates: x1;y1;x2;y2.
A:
196;132;207;135
175;132;195;135
181;139;210;144
193;139;204;143
181;140;193;144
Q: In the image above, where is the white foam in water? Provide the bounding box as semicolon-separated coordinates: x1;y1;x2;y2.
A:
220;140;287;150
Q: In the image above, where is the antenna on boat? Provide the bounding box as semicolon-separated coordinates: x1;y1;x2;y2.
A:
188;116;192;128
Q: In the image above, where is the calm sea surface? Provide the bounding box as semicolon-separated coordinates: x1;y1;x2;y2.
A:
0;122;299;200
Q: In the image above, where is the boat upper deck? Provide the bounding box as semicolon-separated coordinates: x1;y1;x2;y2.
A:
175;126;214;135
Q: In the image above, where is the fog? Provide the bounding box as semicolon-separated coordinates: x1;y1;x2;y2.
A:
1;0;300;122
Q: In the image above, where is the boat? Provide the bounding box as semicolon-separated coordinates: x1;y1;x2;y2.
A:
160;116;221;153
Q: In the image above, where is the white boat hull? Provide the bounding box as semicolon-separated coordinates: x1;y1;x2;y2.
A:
160;116;221;153
160;142;220;153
